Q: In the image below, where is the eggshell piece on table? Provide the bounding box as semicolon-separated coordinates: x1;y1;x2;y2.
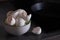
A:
32;27;42;35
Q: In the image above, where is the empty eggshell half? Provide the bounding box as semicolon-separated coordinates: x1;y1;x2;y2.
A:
5;16;15;26
7;11;13;17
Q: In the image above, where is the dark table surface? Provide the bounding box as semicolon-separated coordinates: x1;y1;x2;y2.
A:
0;2;60;40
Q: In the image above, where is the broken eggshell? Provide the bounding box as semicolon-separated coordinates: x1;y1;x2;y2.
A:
10;17;16;25
7;11;13;17
5;16;16;26
27;14;32;22
32;27;42;35
12;9;27;19
18;18;26;27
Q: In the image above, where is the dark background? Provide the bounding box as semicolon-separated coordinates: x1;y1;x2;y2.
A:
0;0;60;40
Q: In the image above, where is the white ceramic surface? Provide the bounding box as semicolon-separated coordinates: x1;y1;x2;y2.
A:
4;22;31;35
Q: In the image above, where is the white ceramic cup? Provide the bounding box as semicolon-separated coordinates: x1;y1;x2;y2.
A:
4;22;31;35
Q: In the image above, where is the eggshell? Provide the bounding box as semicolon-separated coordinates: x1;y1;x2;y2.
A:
19;18;26;26
32;27;42;34
10;17;16;25
27;14;32;21
5;16;15;26
7;11;13;17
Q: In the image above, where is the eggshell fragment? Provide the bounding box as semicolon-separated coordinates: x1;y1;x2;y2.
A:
18;9;27;21
5;16;15;26
7;11;13;17
27;14;32;21
32;27;42;35
12;9;27;20
19;18;26;26
10;17;16;25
